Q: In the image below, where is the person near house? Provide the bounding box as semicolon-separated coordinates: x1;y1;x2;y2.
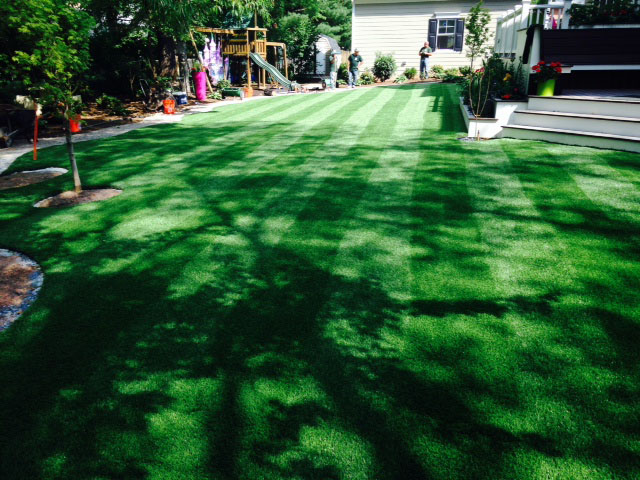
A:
348;49;363;88
329;51;340;90
419;42;433;79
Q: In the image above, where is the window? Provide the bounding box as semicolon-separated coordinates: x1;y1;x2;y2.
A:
437;19;456;50
428;17;465;52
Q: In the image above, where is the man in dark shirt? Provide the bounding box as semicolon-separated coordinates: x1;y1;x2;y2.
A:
419;42;433;79
348;49;364;88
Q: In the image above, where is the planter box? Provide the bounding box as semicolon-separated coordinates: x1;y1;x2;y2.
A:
459;97;528;138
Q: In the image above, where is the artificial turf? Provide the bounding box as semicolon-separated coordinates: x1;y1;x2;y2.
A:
0;83;639;479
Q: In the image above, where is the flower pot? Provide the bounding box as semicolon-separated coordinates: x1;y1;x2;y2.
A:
163;98;176;115
69;115;82;133
194;71;208;101
243;86;253;98
537;78;556;97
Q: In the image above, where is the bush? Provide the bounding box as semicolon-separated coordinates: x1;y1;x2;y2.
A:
337;79;347;87
96;94;130;116
459;66;472;76
357;70;376;86
216;79;231;90
338;63;349;82
429;65;445;79
393;75;408;84
442;68;462;83
404;67;417;80
208;91;223;101
372;53;397;82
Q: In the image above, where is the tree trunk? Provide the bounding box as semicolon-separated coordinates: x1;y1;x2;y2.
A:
64;113;82;193
159;34;178;78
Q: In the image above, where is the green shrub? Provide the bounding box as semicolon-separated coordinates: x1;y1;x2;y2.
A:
208;91;223;101
442;68;462;83
459;66;472;76
357;70;376;86
337;79;347;86
216;79;231;90
338;63;349;82
429;65;445;79
96;94;130;116
404;67;417;80
372;53;397;82
393;75;408;84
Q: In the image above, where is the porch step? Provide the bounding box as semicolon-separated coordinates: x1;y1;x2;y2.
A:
501;125;640;153
528;95;640;118
511;110;640;137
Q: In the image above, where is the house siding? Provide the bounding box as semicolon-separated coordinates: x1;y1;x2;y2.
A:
352;0;514;72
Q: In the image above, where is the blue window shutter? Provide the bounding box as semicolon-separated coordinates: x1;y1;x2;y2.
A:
454;18;465;51
428;19;437;51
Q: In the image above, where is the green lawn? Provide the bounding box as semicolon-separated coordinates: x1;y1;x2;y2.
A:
1;83;639;480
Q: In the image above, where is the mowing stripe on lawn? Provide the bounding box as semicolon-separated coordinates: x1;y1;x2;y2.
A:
104;92;369;243
140;92;343;172
222;87;420;479
465;141;575;298
279;87;415;271
496;139;640;478
501;140;640;319
167;88;391;298
409;128;493;300
326;85;425;301
169;89;407;479
244;88;394;246
169;86;395;301
184;91;328;126
297;86;428;476
187;89;378;213
559;152;640;225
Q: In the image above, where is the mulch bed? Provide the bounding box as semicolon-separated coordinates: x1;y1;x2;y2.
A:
34;188;122;208
0;168;67;190
0;249;43;331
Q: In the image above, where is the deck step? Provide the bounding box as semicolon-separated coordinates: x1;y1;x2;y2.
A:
501;125;640;153
511;110;640;137
528;95;640;118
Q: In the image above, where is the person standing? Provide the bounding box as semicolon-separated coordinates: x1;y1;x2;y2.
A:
419;42;433;79
348;49;363;88
329;51;340;90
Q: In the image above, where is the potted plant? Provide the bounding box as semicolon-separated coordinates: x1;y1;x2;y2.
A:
532;61;562;96
192;62;208;101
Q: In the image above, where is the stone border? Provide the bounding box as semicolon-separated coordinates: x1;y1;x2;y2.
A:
0;249;43;332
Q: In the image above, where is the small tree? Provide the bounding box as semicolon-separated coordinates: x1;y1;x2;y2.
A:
273;13;319;76
372;53;397;82
464;1;492;118
5;0;95;192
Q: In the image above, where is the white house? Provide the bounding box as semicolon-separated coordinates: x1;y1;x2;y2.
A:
351;0;515;72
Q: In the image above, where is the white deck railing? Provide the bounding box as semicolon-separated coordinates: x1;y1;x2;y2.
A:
495;0;586;58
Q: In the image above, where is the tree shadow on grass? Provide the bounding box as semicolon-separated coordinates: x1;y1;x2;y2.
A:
1;84;639;480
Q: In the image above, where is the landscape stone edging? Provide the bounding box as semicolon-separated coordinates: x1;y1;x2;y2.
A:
0;249;43;331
